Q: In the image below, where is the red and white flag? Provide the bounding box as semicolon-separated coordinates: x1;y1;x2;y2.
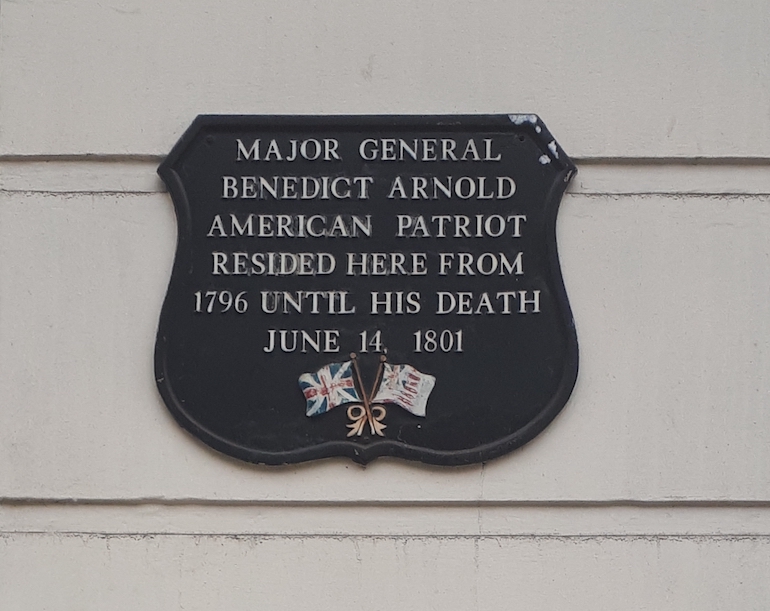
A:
372;363;435;417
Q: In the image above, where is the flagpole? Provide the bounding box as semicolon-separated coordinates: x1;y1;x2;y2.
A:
364;354;388;435
369;355;387;405
350;353;375;431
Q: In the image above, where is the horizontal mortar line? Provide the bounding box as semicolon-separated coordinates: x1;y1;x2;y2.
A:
2;154;770;165
4;159;770;196
2;531;769;541
574;156;770;166
5;498;770;508
567;191;770;198
7;503;770;537
0;189;162;196
0;154;164;163
4;189;770;198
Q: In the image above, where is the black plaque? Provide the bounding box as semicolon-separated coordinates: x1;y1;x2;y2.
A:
156;115;577;465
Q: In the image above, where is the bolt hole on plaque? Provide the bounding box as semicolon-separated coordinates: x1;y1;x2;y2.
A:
155;115;578;466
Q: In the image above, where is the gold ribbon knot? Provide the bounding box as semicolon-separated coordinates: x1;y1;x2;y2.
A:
346;403;387;437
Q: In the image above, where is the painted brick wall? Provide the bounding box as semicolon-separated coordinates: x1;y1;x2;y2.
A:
2;1;769;608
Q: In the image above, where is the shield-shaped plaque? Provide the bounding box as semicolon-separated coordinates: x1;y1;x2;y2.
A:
156;115;577;465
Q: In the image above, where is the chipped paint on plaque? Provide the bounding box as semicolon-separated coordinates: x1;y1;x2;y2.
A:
508;114;538;125
548;140;559;159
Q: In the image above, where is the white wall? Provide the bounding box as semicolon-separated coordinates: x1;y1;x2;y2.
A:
2;1;770;608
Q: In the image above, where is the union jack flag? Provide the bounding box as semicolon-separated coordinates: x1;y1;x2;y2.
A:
299;361;362;417
372;363;435;417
